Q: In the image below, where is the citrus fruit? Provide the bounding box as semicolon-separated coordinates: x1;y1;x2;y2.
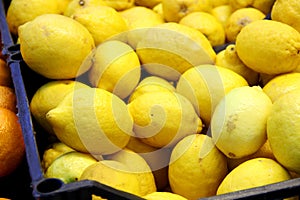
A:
46;87;134;155
225;7;265;42
235;20;300;75
70;5;129;45
179;11;225;46
18;14;95;79
56;0;72;14
128;90;203;148
0;59;12;87
136;22;216;81
45;151;98;183
263;72;300;103
228;0;275;14
215;44;259;86
6;0;60;35
30;80;90;135
0;108;25;177
152;3;163;17
143;192;188;200
106;148;157;196
63;0;107;16
211;5;233;28
169;134;228;199
88;40;141;99
211;86;272;159
210;0;229;7
176;64;248;126
102;0;134;11
0;86;17;113
79;160;142;196
267;89;300;174
217;158;291;195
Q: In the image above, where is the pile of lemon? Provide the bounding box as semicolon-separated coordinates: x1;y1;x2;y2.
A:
6;0;300;199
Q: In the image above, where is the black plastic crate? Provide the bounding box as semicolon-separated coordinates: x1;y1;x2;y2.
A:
1;0;300;199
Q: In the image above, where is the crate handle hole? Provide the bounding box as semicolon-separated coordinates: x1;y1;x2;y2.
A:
36;178;64;194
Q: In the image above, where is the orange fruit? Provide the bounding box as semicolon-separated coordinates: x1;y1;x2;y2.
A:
0;108;25;177
0;86;17;113
0;59;12;87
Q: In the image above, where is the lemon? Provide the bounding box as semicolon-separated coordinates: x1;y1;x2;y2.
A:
18;14;95;79
56;0;72;14
169;134;228;200
162;0;213;22
215;44;259;85
30;80;90;135
211;86;272;159
228;0;275;14
267;89;300;174
217;158;291;195
211;5;233;28
128;75;175;103
152;3;163;17
45;151;98;183
235;20;300;75
179;12;225;47
126;137;171;190
88;40;140;99
210;0;229;7
143;192;188;200
70;6;128;45
128;91;203;148
176;64;248;126
263;72;300;103
46;87;134;155
6;0;60;35
136;22;216;81
106;148;157;196
41;142;75;171
271;0;300;33
63;0;107;16
120;6;164;30
102;0;134;11
225;7;265;42
79;160;142;196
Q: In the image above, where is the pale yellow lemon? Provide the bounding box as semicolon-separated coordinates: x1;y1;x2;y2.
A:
211;5;233;28
88;40;141;99
6;0;60;35
18;14;95;79
228;0;275;14
46;87;134;155
211;86;272;159
128;91;203;148
176;64;248;126
70;6;129;45
267;89;300;174
225;7;265;42
102;0;134;11
30;80;90;135
217;158;291;195
236;20;300;75
169;134;228;200
136;22;216;81
143;192;187;200
63;0;107;16
179;11;226;46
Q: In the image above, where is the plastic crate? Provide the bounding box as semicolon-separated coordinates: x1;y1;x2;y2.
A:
1;0;300;199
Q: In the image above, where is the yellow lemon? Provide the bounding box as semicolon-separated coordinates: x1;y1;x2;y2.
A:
211;86;272;159
169;134;228;200
162;0;213;22
63;0;107;16
152;3;163;18
134;0;162;8
228;0;275;14
6;0;60;35
267;89;300;174
88;40;141;99
56;0;72;14
70;6;128;45
225;7;265;42
120;6;164;30
271;0;300;33
143;192;188;200
263;72;300;103
235;20;300;75
79;160;142;196
106;148;157;196
18;14;95;79
30;80;90;135
45;151;98;183
217;158;291;195
179;11;226;47
46;87;134;155
102;0;134;11
136;22;216;81
211;5;233;28
176;64;248;126
128;91;203;148
215;44;259;85
210;0;229;7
